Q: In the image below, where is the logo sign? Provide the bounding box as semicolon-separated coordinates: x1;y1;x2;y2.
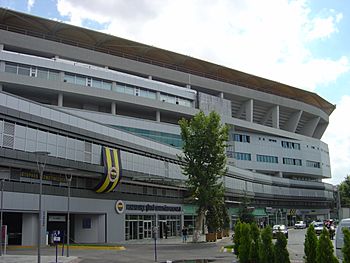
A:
115;200;125;214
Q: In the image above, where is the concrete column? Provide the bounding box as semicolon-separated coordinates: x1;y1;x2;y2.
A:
300;117;320;137
246;99;253;122
186;84;191;89
104;66;109;69
278;171;283;178
22;213;38;246
111;102;116;115
59;71;65;82
219;92;224;99
58;93;63;107
112;82;117;92
156;91;161;100
0;44;4;50
156;111;161;122
283;110;302;132
0;84;3;91
148;76;152;80
0;61;5;72
272;105;279;128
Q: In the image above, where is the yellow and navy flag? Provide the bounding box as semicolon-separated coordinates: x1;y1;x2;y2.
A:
95;147;122;193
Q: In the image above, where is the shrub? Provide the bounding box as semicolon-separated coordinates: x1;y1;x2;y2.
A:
239;223;251;263
233;220;242;255
342;227;350;263
316;227;339;263
249;223;260;263
304;224;318;263
274;232;290;263
259;225;274;263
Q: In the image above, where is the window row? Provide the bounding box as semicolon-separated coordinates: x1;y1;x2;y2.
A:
281;140;300;150
283;158;302;166
3;62;193;108
256;154;278;163
232;134;250;143
306;160;321;168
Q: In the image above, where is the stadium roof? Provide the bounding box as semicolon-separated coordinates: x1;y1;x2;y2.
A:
0;8;335;115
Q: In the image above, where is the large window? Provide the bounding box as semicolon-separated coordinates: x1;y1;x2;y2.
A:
233;134;250;143
281;140;300;150
306;160;320;168
256;154;278;163
283;158;302;166
227;151;251;161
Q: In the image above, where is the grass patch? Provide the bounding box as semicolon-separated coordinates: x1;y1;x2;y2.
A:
223;244;234;249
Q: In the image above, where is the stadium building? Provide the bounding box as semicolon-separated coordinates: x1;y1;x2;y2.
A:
0;8;336;245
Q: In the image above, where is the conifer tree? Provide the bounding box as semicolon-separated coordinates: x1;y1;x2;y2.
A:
239;223;251;263
274;232;290;263
234;220;242;256
342;227;350;263
304;224;318;263
259;225;274;263
316;227;339;263
249;222;260;263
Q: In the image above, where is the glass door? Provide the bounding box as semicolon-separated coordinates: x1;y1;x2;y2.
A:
143;221;152;239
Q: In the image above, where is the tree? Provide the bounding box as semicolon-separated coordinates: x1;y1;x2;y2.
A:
316;227;339;263
339;175;350;207
238;193;255;223
179;111;229;242
304;224;318;263
239;223;251;263
274;232;290;263
259;226;274;263
234;220;242;256
249;222;260;263
342;227;350;263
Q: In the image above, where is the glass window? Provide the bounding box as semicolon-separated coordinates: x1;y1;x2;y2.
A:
102;81;112;90
37;68;49;79
18;65;30;76
48;71;59;81
125;86;134;95
92;78;102;89
76;75;86;86
64;74;75;84
116;83;125;93
5;63;17;74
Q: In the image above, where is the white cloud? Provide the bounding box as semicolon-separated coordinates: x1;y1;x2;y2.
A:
27;0;35;12
323;95;350;185
55;0;350;185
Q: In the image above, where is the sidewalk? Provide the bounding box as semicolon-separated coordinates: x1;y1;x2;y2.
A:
0;255;79;263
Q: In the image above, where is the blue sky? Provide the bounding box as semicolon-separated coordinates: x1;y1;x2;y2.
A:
1;0;349;185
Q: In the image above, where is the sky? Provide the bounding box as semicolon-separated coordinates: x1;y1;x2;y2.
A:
0;0;349;185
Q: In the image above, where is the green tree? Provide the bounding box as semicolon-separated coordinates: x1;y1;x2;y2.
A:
316;227;339;263
238;193;255;223
259;226;274;263
206;205;220;233
239;223;251;263
234;220;242;256
249;223;260;263
274;232;290;263
304;224;318;263
342;227;350;263
179;111;229;242
339;175;350;207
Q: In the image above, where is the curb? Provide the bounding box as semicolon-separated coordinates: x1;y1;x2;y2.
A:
58;245;126;250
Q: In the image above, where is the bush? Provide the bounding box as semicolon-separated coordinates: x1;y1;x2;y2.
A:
304;224;318;263
274;232;290;263
239;223;251;263
249;223;260;263
259;225;274;263
342;227;350;263
234;220;242;255
316;227;339;263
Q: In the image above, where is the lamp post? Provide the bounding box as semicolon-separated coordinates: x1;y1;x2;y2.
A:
64;169;74;258
0;179;4;256
34;151;50;263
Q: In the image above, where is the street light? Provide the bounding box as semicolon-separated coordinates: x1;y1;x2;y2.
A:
63;168;74;258
0;178;4;256
34;151;50;263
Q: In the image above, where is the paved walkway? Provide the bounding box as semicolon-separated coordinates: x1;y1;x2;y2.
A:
0;255;79;263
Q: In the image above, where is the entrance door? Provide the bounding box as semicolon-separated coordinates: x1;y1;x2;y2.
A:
143;221;152;239
128;221;138;240
158;220;166;238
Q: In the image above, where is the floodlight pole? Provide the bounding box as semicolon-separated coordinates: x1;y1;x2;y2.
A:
65;171;73;257
34;151;50;263
0;179;4;256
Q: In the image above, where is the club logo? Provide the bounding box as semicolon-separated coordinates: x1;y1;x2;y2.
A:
115;200;125;214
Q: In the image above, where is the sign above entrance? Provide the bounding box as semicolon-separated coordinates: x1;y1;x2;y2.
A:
115;200;125;214
126;203;181;212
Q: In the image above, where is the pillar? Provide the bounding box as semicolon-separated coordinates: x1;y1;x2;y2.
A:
111;102;116;115
156;111;160;122
58;93;63;107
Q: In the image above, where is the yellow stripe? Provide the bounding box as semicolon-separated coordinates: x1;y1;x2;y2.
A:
96;147;112;193
106;149;120;192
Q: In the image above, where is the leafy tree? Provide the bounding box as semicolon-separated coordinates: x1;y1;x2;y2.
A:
316;227;339;263
249;222;260;263
274;232;290;263
342;227;350;263
339;175;350;207
221;204;230;230
304;224;318;263
234;220;242;256
179;111;229;242
206;205;220;233
239;223;251;263
259;225;274;263
238;193;255;223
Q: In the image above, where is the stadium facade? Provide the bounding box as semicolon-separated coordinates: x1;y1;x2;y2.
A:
0;8;336;245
